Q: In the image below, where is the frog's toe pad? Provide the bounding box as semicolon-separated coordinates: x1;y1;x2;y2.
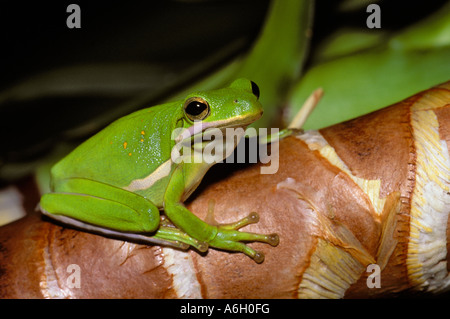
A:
252;251;265;264
196;241;209;253
266;233;279;246
247;212;259;224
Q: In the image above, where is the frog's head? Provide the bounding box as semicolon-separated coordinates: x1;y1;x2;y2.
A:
173;78;263;163
181;78;263;132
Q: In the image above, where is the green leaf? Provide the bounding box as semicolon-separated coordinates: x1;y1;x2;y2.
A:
287;2;450;130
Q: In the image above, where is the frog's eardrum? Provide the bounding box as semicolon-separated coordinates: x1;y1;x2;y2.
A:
1;81;450;298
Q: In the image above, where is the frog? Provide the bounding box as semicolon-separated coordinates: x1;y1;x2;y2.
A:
39;78;282;263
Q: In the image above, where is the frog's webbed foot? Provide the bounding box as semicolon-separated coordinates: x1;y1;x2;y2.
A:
206;200;279;263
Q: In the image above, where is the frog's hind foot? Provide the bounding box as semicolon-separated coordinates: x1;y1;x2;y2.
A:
219;212;259;230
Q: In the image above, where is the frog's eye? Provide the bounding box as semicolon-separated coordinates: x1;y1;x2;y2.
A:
184;97;210;121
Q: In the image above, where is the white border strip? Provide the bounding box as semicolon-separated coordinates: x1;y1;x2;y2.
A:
407;109;450;292
162;248;203;298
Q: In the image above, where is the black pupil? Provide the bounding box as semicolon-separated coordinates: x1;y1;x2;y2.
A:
186;101;207;116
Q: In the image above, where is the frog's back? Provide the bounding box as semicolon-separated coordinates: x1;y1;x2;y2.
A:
52;102;182;188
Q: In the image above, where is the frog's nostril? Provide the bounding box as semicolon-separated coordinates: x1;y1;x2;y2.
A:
250;81;260;100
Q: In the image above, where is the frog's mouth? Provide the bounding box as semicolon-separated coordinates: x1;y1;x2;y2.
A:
175;112;262;145
181;123;250;151
172;113;262;163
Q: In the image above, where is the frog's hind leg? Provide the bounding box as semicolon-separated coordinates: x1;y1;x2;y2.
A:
39;209;189;250
40;191;160;233
40;193;208;252
39;178;208;252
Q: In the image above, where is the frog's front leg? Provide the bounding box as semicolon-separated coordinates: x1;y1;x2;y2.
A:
163;166;279;263
39;178;207;251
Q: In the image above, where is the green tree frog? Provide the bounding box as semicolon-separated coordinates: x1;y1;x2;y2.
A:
40;78;280;263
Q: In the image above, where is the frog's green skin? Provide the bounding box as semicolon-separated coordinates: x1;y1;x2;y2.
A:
40;79;281;263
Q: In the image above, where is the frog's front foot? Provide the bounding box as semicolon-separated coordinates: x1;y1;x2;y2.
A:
208;212;279;263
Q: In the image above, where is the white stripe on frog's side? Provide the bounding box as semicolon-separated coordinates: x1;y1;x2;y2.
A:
123;159;172;192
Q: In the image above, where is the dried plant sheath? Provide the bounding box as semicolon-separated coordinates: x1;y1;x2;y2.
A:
1;82;450;298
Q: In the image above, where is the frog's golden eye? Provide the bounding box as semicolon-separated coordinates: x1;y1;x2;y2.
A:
184;97;210;121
